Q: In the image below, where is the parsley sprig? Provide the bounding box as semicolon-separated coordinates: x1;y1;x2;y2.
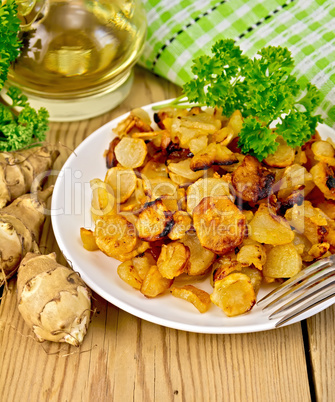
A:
0;0;49;152
157;39;322;161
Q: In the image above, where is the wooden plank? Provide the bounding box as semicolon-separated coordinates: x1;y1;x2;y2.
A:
0;68;312;401
0;280;311;402
307;306;335;402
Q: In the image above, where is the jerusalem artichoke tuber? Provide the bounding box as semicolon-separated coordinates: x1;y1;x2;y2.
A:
0;146;59;208
0;186;53;285
17;252;91;346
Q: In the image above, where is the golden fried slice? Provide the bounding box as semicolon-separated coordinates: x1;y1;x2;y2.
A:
80;227;98;251
141;159;168;180
117;241;150;262
181;232;216;276
168;211;192;240
264;136;295;168
231;155;275;203
249;203;294;245
104;167;137;203
193;197;246;255
263;243;302;278
132;251;157;280
117;260;142;290
277;164;315;200
311;162;335;200
113;110;153;136
94;214;138;258
157;242;190;279
171;285;211;313
90;178;116;221
308;242;330;259
115;137;147;168
188;135;208;155
105;137;121;169
210;273;256;317
311;140;335;166
186;177;233;215
190;143;238;171
168;159;205;182
136;199;174;241
140;266;173;298
142;177;177;200
236;243;267;270
211;254;242;284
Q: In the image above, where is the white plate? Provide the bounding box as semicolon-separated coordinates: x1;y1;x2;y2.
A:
51;100;335;334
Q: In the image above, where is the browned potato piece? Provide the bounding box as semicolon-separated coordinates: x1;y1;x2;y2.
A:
277;164;315;200
181;232;216;276
132;251;156;280
311;140;335;166
136;199;174;241
317;200;335;219
113;111;153;136
105;137;121;169
117;241;150;262
308;242;330;259
140;266;173;297
141;159;168;179
186;177;233;215
193;197;246;255
236;243;266;270
211;254;242;284
115;137;147;169
311;162;335;200
80;227;98;251
94;214;138;259
249;204;294;245
239;267;263;295
210;273;256;317
105;167;137;204
171;285;211;313
90;178;116;220
157;242;190;279
117;260;142;290
143;177;177;200
231;155;275;203
264;136;295;168
263;243;302;278
168;211;192;240
168;159;205;182
190;143;238;171
189;135;208;155
285;202;328;244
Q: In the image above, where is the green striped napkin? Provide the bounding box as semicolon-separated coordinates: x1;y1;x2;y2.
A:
139;0;335;128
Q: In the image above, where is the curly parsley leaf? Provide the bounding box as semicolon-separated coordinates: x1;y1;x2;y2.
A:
157;39;323;161
0;0;21;91
0;85;49;152
0;1;49;152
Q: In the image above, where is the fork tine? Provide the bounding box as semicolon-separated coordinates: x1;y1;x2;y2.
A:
261;266;335;313
269;275;335;319
257;255;335;307
274;287;335;328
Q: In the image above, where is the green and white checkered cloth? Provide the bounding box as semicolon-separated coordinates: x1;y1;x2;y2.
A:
139;0;335;128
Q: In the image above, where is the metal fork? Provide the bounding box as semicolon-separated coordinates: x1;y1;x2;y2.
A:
257;254;335;328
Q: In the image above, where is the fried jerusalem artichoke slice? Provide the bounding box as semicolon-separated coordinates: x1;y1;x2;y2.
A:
170;285;211;313
190;143;238;171
94;214;138;259
210;272;256;317
17;252;91;346
157;241;190;279
231;155;275;203
193;197;246;255
136;199;174;241
248;203;294;245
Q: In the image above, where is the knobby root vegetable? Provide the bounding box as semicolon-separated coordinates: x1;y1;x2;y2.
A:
0;146;60;208
17;252;91;346
0;186;53;285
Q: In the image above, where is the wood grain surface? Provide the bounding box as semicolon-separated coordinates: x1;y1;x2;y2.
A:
0;67;334;402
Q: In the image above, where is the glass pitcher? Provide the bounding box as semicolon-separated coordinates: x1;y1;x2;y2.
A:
5;0;147;121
